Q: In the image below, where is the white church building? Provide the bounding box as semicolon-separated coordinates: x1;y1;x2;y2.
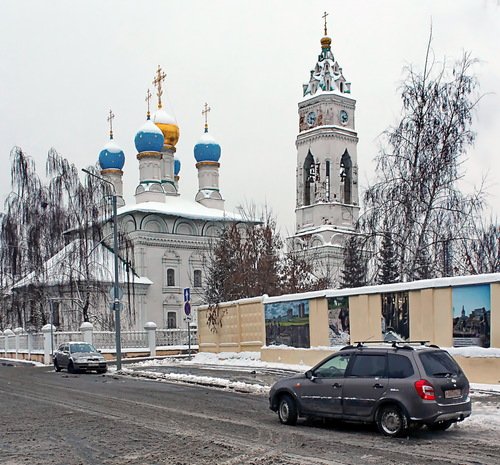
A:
95;70;247;330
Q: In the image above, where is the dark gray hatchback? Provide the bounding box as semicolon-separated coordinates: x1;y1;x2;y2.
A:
269;343;471;436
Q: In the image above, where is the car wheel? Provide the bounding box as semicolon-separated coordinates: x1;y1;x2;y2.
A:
67;361;76;374
376;404;408;437
54;360;61;372
97;367;108;374
427;420;453;431
277;394;298;426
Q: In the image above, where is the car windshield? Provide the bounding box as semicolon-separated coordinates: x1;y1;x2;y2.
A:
419;351;461;377
69;343;96;354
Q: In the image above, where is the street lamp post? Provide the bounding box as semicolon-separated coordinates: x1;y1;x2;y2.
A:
82;168;122;370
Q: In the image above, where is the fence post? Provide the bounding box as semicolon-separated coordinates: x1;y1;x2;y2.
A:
42;324;55;365
4;329;14;358
14;327;23;359
27;330;33;360
144;322;157;357
80;322;94;345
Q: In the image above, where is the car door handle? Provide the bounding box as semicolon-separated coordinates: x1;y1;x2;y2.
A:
332;382;342;388
373;383;384;389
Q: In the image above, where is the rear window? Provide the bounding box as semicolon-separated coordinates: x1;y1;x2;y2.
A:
388;354;414;378
419;351;462;377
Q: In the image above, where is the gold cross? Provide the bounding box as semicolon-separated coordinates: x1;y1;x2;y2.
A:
145;88;152;119
107;109;115;139
202;102;211;130
152;65;167;109
322;11;329;36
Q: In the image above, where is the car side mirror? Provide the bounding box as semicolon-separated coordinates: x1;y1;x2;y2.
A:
305;370;316;381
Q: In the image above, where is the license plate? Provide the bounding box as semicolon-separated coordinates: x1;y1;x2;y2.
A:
445;389;461;398
87;362;98;366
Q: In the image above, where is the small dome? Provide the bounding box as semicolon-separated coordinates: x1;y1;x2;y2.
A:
99;140;125;170
134;119;164;153
174;156;181;176
321;36;331;49
153;109;179;147
194;131;221;163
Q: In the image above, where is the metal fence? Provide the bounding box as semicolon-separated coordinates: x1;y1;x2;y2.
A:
1;327;197;355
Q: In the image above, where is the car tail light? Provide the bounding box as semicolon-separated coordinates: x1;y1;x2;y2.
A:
415;379;436;400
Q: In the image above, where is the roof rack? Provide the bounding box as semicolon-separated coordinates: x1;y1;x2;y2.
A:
351;340;438;350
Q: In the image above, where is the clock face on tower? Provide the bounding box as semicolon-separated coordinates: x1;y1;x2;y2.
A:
340;110;349;125
307;111;317;126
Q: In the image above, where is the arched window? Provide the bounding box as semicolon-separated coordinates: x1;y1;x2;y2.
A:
325;160;331;201
194;269;202;288
303;151;315;206
340;150;352;204
166;268;175;287
167;312;177;329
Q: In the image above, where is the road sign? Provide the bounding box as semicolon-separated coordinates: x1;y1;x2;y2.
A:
183;287;191;302
185;315;192;322
108;286;123;301
184;301;191;316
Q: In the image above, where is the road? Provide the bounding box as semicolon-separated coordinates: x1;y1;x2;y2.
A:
0;365;499;465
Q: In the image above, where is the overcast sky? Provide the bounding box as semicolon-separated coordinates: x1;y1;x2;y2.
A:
1;0;499;235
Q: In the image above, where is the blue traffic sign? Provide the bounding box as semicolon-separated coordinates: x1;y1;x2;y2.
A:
184;301;191;316
183;287;191;302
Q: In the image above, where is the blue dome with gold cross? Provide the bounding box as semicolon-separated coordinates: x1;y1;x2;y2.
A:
194;128;221;163
99;140;125;170
134;119;164;153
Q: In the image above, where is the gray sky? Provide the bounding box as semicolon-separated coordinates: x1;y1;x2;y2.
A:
1;0;499;235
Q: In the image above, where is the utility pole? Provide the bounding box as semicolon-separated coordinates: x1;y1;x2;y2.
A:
82;169;122;370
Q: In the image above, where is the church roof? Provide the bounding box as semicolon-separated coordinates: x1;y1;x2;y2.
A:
118;198;246;223
12;239;152;289
302;35;352;98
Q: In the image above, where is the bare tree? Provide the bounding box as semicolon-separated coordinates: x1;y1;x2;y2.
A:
456;216;499;275
359;37;483;282
0;148;136;330
203;206;326;331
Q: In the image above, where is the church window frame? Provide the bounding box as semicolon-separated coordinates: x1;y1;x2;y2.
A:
167;311;177;329
166;268;175;287
193;269;202;288
340;150;353;204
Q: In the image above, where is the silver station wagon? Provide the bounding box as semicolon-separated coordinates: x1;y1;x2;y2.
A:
269;342;471;436
53;341;107;374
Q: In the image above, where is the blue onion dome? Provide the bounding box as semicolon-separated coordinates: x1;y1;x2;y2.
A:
194;129;221;163
174;156;181;176
134;119;164;153
99;140;125;170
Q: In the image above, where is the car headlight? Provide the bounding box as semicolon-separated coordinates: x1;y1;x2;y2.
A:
74;357;88;363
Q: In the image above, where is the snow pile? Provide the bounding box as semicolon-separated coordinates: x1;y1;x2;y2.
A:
445;347;500;358
119;366;268;395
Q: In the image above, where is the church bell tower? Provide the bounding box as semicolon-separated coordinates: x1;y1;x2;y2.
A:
291;13;360;283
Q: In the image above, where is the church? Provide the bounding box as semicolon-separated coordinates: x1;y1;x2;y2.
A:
12;15;360;331
290;16;360;284
94;67;248;330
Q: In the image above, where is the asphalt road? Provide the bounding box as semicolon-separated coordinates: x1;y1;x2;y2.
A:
0;365;499;465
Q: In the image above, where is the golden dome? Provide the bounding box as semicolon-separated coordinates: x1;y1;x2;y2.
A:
153;109;180;147
321;36;331;49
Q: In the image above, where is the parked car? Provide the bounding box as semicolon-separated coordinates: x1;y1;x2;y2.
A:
269;342;471;437
53;341;107;374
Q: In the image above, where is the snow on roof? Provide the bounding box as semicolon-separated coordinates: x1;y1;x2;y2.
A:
119;198;248;223
264;273;500;304
153;108;176;125
291;224;357;237
12;239;152;289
